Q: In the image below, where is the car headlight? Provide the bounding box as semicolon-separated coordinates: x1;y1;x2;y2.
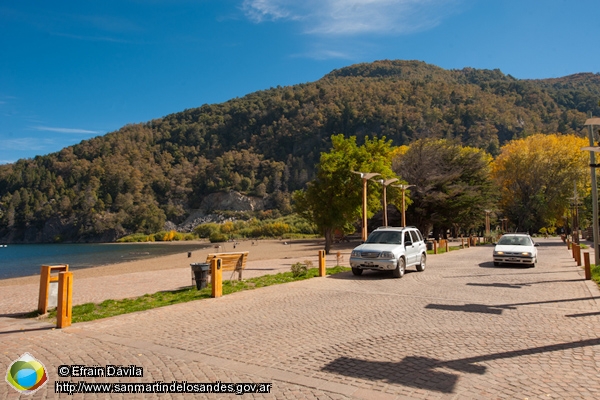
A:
351;250;361;257
494;251;504;255
521;252;532;257
380;251;394;259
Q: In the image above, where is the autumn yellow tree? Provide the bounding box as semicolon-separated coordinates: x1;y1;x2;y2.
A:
491;134;589;232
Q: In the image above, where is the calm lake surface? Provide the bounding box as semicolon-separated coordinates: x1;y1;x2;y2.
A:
0;243;210;280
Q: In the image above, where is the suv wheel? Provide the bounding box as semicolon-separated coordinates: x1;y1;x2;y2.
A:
351;267;363;276
416;253;426;271
393;257;405;278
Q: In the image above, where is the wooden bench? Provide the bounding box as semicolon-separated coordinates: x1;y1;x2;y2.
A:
191;251;249;286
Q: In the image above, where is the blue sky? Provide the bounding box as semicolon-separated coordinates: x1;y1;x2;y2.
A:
1;0;599;164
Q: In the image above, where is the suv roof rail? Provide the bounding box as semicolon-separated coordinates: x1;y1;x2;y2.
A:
374;226;419;230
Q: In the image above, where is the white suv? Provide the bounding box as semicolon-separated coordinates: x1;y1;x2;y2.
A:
349;227;427;278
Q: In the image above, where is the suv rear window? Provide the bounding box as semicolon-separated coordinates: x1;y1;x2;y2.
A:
409;230;420;243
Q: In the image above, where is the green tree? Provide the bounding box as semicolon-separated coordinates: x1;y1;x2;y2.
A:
393;139;497;237
293;134;398;253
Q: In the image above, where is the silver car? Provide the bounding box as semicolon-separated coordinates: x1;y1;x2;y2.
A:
349;227;427;278
493;233;538;267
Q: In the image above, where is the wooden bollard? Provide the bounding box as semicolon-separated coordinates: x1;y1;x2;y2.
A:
575;244;581;266
461;238;464;248
567;238;571;250
56;271;73;329
211;258;222;298
38;264;69;314
584;252;591;280
318;250;326;276
433;240;438;254
445;240;449;253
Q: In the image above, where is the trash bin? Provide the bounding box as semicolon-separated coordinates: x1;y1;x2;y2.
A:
190;263;210;290
426;241;434;251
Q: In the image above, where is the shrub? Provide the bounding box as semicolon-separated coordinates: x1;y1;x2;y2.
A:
194;223;220;238
290;262;308;277
209;232;228;243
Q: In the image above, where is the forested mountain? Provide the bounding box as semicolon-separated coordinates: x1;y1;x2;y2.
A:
1;60;599;242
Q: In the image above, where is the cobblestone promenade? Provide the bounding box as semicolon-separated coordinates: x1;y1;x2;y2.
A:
1;237;599;399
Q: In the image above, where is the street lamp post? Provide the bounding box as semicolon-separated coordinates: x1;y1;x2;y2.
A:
377;178;398;227
569;185;582;245
352;171;381;241
392;184;414;227
581;117;600;266
484;209;491;236
500;218;508;233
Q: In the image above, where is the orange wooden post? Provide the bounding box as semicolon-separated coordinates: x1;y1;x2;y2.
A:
433;240;438;254
56;271;73;329
567;238;571;250
461;238;464;248
318;250;326;276
211;258;222;298
445;240;449;253
584;252;591;280
572;242;577;260
38;266;50;314
38;265;69;314
575;244;581;266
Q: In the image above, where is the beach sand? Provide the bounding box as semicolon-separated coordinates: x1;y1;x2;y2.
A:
0;238;357;315
0;238;354;286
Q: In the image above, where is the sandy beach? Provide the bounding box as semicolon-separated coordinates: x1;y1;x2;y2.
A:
0;238;356;315
0;238;354;286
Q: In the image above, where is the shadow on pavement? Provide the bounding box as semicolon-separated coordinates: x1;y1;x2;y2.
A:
466;282;526;289
465;278;583;289
565;311;600;318
448;270;577;279
321;337;600;393
425;296;600;315
0;326;55;335
478;261;534;269
326;270;417;280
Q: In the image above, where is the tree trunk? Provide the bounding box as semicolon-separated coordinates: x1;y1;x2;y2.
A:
324;228;334;254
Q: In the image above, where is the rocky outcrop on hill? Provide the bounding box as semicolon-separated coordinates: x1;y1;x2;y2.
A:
199;191;265;213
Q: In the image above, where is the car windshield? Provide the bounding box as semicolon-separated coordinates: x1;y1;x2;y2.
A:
365;231;402;244
497;236;532;246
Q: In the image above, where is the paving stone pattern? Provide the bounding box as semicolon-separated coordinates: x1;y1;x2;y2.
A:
1;237;600;399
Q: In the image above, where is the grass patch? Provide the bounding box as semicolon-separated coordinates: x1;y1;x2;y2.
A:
427;245;463;255
44;266;350;324
592;264;600;286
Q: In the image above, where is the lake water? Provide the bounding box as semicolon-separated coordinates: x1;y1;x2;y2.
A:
0;243;211;280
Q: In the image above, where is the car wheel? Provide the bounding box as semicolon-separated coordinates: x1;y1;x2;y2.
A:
493;262;500;266
351;267;363;276
393;257;405;278
416;253;426;271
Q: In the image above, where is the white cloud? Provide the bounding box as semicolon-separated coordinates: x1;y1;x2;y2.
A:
242;0;295;22
33;126;101;135
3;138;55;151
291;48;355;60
242;0;459;35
